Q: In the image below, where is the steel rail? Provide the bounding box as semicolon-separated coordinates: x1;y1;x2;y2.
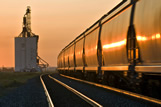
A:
48;75;102;107
40;74;54;107
60;74;161;105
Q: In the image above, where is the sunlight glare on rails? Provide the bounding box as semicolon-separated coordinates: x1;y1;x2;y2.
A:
48;75;103;107
60;74;161;105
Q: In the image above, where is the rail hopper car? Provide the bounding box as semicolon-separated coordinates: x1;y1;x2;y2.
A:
57;0;161;97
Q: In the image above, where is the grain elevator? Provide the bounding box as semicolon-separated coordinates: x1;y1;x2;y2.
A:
15;6;48;72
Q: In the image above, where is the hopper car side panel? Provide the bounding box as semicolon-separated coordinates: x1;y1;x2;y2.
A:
75;38;84;70
101;5;132;68
57;55;60;69
84;27;100;70
68;45;75;68
64;49;69;70
134;0;161;72
62;51;65;69
59;52;64;70
60;53;63;69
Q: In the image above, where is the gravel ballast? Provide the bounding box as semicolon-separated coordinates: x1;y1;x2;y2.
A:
0;76;48;107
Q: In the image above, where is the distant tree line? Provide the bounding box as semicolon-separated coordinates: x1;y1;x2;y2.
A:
0;67;14;72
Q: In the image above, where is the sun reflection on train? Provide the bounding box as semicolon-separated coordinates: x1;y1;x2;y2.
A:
103;39;126;49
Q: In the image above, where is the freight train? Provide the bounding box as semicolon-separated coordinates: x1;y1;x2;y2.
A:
57;0;161;98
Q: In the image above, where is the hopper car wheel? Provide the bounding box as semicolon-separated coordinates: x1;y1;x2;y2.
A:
146;80;161;99
83;72;87;80
68;71;72;76
102;74;108;85
71;71;75;77
108;73;118;88
76;71;83;79
86;72;95;82
66;71;69;75
86;73;90;81
92;72;97;82
64;71;67;75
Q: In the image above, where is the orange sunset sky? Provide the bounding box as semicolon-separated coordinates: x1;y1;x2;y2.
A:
0;0;120;67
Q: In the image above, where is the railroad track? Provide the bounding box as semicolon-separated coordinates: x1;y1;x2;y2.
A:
40;74;54;107
59;74;161;106
40;74;102;107
40;73;160;106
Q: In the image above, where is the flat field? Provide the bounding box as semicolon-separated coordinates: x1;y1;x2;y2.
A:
0;71;55;97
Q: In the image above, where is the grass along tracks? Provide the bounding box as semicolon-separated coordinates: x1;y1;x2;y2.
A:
0;71;56;97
